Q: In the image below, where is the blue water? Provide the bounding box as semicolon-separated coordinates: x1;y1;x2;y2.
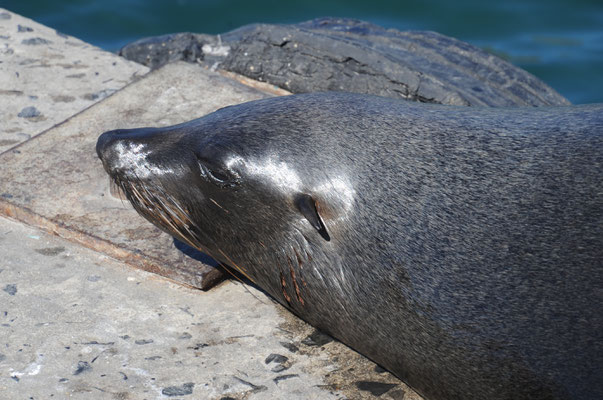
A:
4;0;602;104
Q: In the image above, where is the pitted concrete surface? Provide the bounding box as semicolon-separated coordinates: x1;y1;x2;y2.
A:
0;8;149;154
0;216;418;400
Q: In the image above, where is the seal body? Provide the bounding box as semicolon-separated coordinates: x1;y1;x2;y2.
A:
97;93;603;400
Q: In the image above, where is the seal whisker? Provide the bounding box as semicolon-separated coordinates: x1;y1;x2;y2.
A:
293;248;304;269
121;176;264;302
149;186;219;257
209;197;229;213
291;227;313;261
111;175;130;210
217;249;254;283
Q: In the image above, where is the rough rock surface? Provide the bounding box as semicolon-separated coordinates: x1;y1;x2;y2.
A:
120;17;570;107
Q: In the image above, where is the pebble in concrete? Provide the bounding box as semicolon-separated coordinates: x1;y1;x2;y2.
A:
17;106;41;118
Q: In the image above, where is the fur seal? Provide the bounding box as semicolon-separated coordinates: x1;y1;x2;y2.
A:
96;93;602;400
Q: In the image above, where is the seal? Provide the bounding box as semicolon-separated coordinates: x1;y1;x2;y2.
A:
96;93;602;400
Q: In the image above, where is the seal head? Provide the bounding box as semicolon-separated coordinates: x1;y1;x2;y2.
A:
96;100;351;290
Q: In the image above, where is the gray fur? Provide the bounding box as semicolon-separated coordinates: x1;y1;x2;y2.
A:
97;93;602;400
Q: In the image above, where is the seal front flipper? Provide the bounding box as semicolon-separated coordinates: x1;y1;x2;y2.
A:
294;193;330;241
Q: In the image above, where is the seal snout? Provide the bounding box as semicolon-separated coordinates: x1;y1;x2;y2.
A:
96;129;123;175
96;127;162;174
96;129;119;161
96;128;138;163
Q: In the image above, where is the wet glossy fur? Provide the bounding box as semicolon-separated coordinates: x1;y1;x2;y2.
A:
97;93;603;400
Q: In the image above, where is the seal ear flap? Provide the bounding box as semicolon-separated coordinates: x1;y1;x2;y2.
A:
294;194;330;241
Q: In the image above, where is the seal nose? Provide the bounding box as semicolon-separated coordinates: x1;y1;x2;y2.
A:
96;129;119;161
96;128;148;173
96;127;160;166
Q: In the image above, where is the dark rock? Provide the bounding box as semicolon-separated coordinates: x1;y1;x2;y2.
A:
0;139;19;146
82;89;117;101
134;339;154;345
301;329;333;346
270;364;288;373
162;382;194;396
280;342;299;353
374;364;388;373
119;18;569;107
17;106;41;118
34;247;65;256
273;374;299;384
387;388;407;400
119;32;216;70
52;95;76;102
233;377;267;393
3;284;17;296
187;343;208;350
356;381;398;396
81;340;114;345
268;353;290;371
21;37;52;46
222;18;569;106
17;25;33;32
264;353;288;364
73;361;91;375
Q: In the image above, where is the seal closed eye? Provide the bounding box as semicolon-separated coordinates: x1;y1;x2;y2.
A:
97;92;603;400
197;158;240;188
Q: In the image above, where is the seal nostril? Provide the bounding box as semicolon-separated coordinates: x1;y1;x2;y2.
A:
96;131;113;159
96;129;133;160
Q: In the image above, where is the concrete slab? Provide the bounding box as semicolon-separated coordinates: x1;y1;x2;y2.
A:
0;62;276;290
0;8;149;154
0;215;419;399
